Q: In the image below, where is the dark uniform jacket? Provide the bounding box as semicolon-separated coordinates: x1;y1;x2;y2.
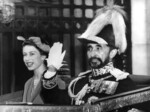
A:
68;70;150;111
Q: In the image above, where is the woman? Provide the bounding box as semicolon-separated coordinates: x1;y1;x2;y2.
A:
18;36;70;104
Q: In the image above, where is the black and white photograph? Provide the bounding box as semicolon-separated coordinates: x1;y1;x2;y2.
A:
0;0;150;112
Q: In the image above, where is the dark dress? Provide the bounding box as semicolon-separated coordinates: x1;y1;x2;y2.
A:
41;74;71;105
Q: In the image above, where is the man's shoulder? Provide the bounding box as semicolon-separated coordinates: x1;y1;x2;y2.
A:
78;70;92;77
70;70;92;85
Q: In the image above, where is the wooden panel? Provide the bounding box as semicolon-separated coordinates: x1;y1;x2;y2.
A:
0;32;15;95
0;33;3;95
0;105;84;112
0;86;150;112
0;91;23;104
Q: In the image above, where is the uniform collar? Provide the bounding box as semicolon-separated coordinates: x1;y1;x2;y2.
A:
92;62;114;77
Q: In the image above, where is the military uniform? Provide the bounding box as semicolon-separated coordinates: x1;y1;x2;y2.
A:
68;64;150;111
68;62;148;105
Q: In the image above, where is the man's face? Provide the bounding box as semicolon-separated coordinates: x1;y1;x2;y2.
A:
87;43;111;69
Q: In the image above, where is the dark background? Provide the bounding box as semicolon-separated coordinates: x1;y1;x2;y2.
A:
0;0;131;95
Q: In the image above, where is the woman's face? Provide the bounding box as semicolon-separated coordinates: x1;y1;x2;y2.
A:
23;45;46;71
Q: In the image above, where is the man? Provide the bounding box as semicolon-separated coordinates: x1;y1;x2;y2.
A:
67;4;150;112
41;4;150;112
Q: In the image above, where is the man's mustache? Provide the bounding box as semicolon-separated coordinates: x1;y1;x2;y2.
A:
89;57;102;63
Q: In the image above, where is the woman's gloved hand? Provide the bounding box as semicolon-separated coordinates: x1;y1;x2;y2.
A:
47;42;66;70
44;42;66;79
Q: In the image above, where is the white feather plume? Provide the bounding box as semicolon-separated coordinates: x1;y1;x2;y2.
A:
110;9;127;53
79;5;127;53
79;9;110;38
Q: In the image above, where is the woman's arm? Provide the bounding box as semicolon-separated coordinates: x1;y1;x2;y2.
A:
41;71;71;105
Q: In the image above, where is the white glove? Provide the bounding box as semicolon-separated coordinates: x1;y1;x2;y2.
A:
110;68;129;81
46;42;66;70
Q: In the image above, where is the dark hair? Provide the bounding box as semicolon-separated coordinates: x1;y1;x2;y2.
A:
22;39;48;57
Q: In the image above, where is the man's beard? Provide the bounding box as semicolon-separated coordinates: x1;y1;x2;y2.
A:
88;57;108;69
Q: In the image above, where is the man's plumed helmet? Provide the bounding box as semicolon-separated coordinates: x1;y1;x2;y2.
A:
78;4;127;54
